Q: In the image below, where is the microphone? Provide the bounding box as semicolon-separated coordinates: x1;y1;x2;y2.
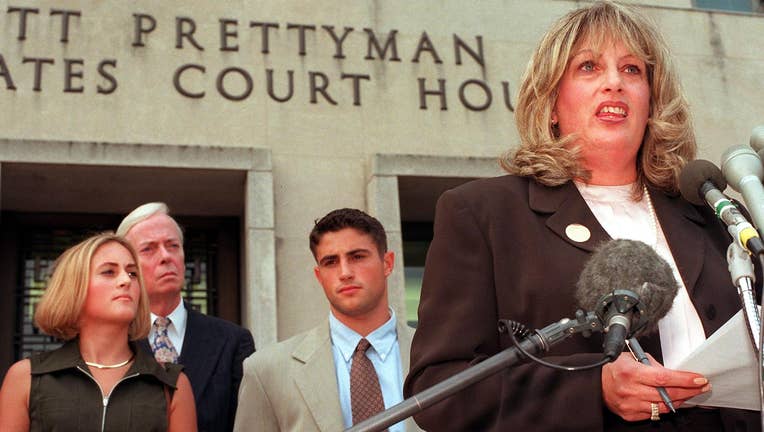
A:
748;125;764;158
679;159;764;256
721;145;764;233
575;239;679;359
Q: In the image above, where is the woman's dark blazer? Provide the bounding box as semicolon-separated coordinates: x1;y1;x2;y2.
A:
404;175;759;431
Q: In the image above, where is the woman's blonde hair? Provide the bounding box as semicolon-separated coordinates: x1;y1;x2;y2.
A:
34;233;151;341
502;1;695;195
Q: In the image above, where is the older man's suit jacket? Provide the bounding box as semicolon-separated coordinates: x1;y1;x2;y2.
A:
233;319;422;432
404;175;760;432
141;302;255;432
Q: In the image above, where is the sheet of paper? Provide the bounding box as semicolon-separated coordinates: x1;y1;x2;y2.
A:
676;309;760;411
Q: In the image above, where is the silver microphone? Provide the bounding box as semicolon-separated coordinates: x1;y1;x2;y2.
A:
750;125;764;160
721;145;764;232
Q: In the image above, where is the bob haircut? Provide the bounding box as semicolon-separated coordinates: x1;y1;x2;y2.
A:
34;233;151;341
502;0;695;196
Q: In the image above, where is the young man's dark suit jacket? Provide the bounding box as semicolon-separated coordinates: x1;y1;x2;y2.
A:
404;175;760;432
141;302;255;432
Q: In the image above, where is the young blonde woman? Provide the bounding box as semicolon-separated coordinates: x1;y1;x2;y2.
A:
0;233;196;431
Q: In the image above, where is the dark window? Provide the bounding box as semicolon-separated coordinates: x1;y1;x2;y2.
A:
694;0;760;12
398;176;477;326
17;229;87;358
402;222;433;327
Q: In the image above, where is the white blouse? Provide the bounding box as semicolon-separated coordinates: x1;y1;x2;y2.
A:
575;181;707;369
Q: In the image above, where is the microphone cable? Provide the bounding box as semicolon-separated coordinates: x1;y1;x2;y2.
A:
498;318;611;372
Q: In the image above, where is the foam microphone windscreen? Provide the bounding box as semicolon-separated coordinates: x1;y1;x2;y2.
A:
678;159;727;206
575;239;679;337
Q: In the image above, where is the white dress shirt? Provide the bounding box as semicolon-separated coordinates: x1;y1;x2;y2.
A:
329;309;405;432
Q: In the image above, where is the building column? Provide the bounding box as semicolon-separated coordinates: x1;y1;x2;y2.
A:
366;172;407;322
244;168;278;347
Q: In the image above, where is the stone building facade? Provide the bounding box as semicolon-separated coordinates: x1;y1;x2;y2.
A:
0;0;762;374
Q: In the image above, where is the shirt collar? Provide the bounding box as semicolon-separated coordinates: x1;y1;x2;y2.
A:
329;309;398;363
575;181;637;203
150;297;187;333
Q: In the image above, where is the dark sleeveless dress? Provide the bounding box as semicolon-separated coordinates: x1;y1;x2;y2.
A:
29;339;182;432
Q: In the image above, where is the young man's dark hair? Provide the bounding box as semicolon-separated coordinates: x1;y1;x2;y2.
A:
309;208;388;257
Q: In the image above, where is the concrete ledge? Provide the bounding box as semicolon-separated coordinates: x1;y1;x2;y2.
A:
0;139;271;171
370;153;503;178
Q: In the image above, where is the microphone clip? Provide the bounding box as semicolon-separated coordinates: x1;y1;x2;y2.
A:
595;288;647;338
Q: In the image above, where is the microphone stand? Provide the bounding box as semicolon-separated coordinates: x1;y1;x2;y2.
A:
727;242;761;351
759;271;764;428
345;310;604;432
726;241;764;422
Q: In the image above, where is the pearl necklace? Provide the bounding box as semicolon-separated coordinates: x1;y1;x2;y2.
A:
643;185;659;246
84;354;134;369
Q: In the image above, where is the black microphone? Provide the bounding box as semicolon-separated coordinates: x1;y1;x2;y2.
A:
678;159;728;206
575;239;679;359
679;159;764;256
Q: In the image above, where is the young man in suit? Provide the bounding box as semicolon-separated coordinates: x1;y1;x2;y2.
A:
233;208;420;432
118;202;255;432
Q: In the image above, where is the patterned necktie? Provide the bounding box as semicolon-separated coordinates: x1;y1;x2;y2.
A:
350;338;385;426
152;316;179;364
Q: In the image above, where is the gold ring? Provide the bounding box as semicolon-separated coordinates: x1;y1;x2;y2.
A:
650;402;660;421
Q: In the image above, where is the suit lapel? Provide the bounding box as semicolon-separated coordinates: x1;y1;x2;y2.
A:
178;304;220;400
292;323;345;432
395;322;423;432
396;321;412;375
529;180;707;291
529;180;611;252
648;188;706;295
